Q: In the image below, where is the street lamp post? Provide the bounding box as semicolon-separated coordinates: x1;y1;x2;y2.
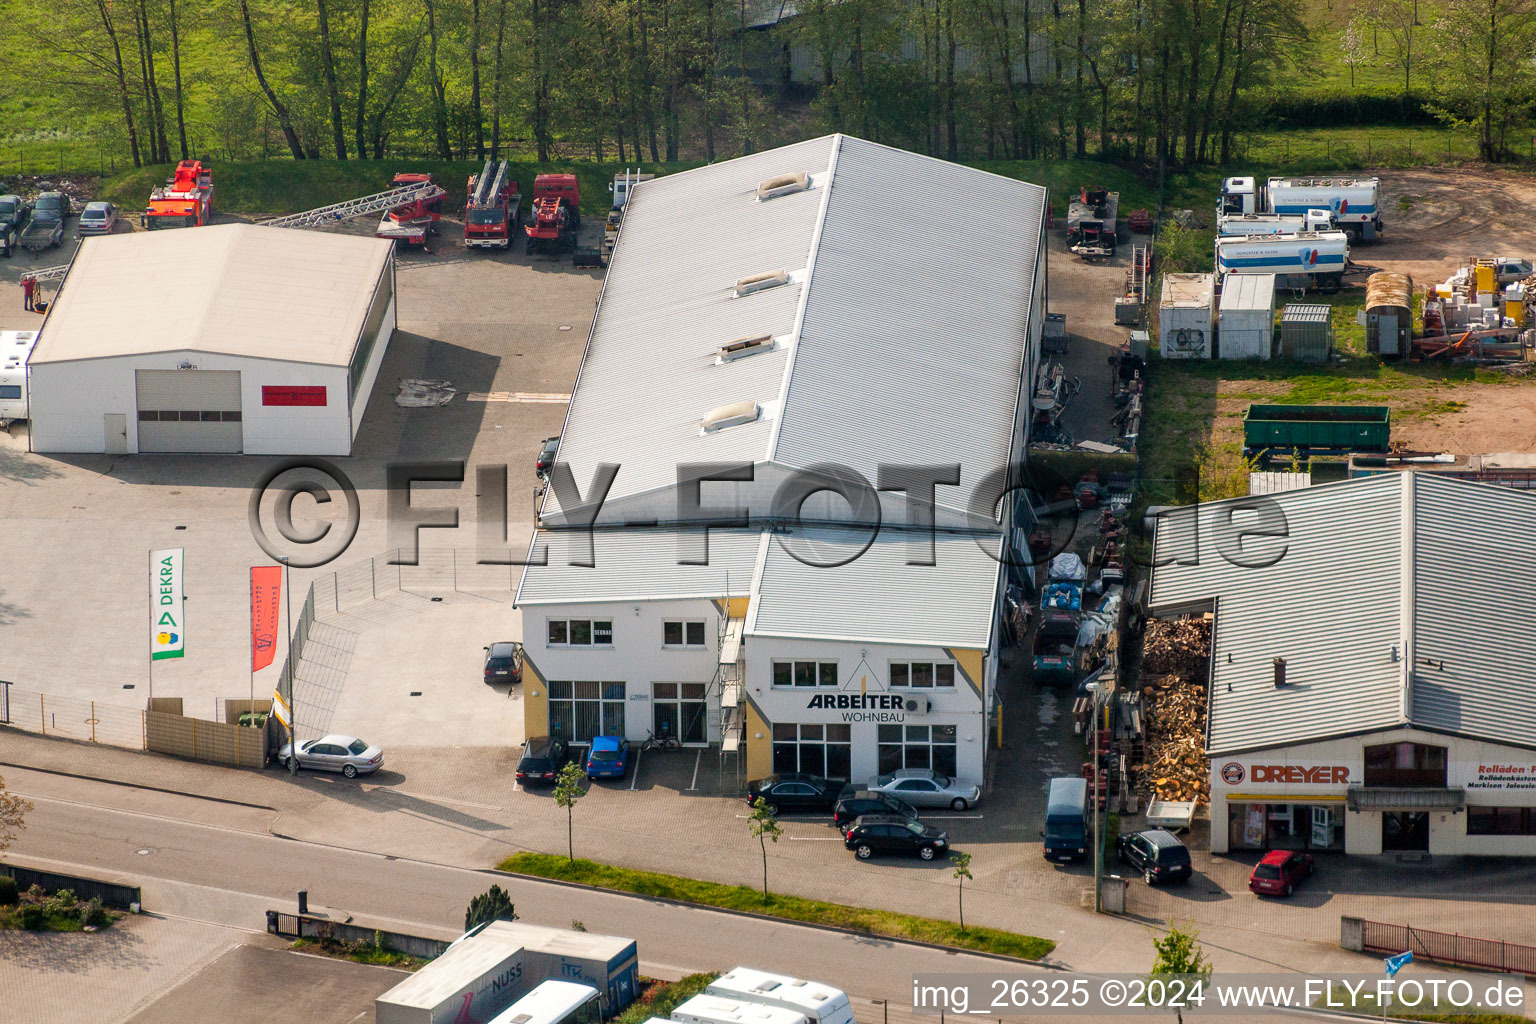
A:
280;556;297;777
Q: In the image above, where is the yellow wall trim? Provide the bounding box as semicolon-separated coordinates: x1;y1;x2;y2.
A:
945;648;985;699
745;699;772;780
726;596;750;619
522;655;550;739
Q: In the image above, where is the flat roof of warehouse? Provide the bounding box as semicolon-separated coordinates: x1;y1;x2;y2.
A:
30;223;392;366
1149;472;1536;754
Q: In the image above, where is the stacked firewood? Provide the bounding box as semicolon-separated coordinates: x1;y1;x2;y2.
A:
1132;616;1212;805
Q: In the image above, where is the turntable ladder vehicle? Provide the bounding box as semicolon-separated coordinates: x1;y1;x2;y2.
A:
259;181;448;230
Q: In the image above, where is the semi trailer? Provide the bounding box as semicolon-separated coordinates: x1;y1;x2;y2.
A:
1214;230;1350;292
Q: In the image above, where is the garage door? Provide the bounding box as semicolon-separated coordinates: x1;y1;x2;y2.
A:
135;370;243;453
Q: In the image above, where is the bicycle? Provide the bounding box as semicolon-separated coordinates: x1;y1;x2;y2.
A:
640;730;681;753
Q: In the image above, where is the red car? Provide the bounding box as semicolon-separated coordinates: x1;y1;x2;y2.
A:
1248;850;1314;897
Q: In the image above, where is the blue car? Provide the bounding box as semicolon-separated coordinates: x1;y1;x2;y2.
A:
585;735;629;779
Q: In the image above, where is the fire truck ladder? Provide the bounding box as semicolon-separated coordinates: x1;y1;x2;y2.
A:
259;182;447;230
470;159;509;209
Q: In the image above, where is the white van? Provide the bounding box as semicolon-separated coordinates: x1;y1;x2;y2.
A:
705;968;855;1024
0;329;37;421
670;994;808;1024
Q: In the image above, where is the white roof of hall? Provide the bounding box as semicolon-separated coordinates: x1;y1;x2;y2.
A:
543;134;1048;523
30;223;392;366
1149;472;1536;754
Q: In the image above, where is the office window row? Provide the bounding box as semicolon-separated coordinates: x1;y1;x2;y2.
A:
547;619;613;647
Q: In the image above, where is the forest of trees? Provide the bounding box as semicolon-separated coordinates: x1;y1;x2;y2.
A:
2;0;1534;170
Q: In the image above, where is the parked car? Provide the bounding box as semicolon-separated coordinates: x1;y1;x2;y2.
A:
1248;849;1314;897
76;201;118;238
745;774;842;815
1493;257;1534;284
516;736;568;784
0;194;29;256
536;435;559;477
33;191;71;218
276;733;383;778
843;814;950;861
867;768;981;811
585;735;629;779
483;641;524;684
1116;828;1193;885
833;787;920;828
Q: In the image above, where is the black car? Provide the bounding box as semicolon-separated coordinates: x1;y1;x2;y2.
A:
483;641;524;684
0;194;29;256
536;436;559;477
1116;828;1193;885
843;814;950;861
515;736;568;784
33;191;71;218
746;774;842;815
833;786;920;828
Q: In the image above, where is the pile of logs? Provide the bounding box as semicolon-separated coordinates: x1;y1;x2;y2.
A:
1132;616;1212;805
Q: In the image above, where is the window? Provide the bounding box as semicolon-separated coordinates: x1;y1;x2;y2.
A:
889;662;956;688
663;621;707;647
548;681;626;743
771;660;837;687
772;723;852;779
1468;806;1536;836
0;385;20;400
1364;742;1447;787
877;724;958;775
137;408;239;423
349;266;393;403
547;619;613;647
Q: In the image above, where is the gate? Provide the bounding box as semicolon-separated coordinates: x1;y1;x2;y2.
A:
1361;919;1536;977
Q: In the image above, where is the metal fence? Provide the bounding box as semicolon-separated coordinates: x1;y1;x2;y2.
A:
1361;919;1536;977
313;548;523;614
0;682;145;750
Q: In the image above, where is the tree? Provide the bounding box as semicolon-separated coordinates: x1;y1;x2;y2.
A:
554;762;586;862
1341;16;1368;89
1365;0;1423;103
949;852;972;931
0;774;33;853
747;797;782;900
464;884;518;930
239;0;306;159
315;0;348;158
1150;924;1213;1024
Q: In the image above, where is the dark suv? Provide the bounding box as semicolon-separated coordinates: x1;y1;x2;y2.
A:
0;194;29;256
1116;828;1193;885
483;641;524;684
516;736;568;784
833;786;919;828
844;814;950;861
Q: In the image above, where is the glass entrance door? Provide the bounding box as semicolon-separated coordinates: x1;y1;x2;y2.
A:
1382;811;1430;851
651;683;709;745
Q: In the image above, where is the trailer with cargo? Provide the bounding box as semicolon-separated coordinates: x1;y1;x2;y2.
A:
1242;404;1391;458
1220;176;1381;241
1214;231;1350;292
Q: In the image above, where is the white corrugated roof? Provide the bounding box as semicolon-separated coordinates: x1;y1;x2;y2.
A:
31;224;392;366
542;134;1046;526
1150;472;1536;753
514;528;761;605
1219;273;1276;312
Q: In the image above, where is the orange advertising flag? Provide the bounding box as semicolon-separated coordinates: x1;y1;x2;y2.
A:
250;566;283;673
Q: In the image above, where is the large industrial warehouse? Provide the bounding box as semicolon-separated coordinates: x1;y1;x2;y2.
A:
25;223;395;455
1151;473;1536;858
515;134;1049;787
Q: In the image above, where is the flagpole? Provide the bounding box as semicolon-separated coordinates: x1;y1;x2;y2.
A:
146;549;154;704
248;570;255;705
283;556;297;776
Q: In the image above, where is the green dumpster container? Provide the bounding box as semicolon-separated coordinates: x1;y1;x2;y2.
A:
1243;405;1391;454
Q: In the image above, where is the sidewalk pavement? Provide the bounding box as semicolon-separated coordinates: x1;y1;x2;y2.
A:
4;726;1534;980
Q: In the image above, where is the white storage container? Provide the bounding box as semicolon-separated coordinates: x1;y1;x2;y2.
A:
375;935;527;1024
1159;273;1215;359
1217;274;1276;359
479;921;640;1014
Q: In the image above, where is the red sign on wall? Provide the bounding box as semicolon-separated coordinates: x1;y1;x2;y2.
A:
262;385;327;407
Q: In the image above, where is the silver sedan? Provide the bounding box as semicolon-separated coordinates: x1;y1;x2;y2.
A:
277;734;383;778
867;768;982;811
76;201;118;238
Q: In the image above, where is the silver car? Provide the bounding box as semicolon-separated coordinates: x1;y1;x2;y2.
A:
868;768;982;811
277;733;383;778
76;201;118;238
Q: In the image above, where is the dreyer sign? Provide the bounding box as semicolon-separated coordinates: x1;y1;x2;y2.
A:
1217;760;1355;788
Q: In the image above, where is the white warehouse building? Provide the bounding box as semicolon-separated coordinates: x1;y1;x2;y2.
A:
1152;473;1536;858
515;134;1049;790
26;223;395;455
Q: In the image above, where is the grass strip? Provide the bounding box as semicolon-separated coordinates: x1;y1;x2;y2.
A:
498;853;1055;960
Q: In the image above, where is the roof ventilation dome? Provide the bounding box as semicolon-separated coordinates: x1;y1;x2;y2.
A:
757;172;810;200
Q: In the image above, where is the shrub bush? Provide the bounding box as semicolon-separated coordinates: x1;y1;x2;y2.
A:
0;877;18;906
16;904;47;930
80;897;107;928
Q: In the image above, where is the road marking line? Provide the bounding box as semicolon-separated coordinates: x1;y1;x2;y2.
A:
687;749;702;791
18;793;271;836
629;748;643;790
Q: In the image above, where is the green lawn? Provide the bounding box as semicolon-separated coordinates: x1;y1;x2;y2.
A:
497;853;1056;960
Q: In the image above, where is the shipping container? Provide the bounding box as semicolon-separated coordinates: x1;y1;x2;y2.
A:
1159;273;1215;359
1217;274;1276;359
1364;272;1413;358
707;968;856;1024
672;994;811;1024
1242;404;1391;454
480;921;640;1013
375;934;527;1024
1278;304;1334;363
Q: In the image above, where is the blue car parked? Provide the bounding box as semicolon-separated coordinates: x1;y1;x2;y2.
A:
585;735;629;779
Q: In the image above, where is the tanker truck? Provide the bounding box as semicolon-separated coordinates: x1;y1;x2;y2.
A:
1214;230;1350;293
1219;176;1381;242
